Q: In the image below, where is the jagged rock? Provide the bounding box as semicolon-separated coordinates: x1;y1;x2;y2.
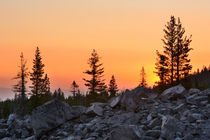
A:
0;123;8;129
107;112;140;126
31;99;82;137
188;113;203;122
188;88;200;95
109;125;141;140
161;84;186;101
160;116;183;140
120;87;157;112
1;137;13;140
145;130;161;138
199;88;210;96
109;96;121;108
120;92;137;112
0;129;8;139
25;136;36;140
183;133;193;140
86;103;105;116
142;136;155;140
148;118;161;128
0;119;6;123
173;103;186;113
7;114;17;126
187;94;209;105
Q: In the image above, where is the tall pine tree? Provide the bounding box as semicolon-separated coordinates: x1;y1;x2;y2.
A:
83;49;107;95
162;16;177;85
155;16;192;86
13;52;28;117
30;47;45;108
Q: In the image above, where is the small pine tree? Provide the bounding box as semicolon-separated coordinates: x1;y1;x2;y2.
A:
41;74;50;94
13;52;28;117
83;49;107;95
71;80;79;97
139;67;147;87
108;75;118;97
54;88;65;101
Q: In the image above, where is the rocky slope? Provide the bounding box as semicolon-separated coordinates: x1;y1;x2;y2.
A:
1;84;210;140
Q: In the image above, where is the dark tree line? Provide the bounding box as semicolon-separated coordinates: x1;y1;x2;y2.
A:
0;48;119;118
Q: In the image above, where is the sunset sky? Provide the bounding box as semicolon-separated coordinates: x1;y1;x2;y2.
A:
0;0;210;99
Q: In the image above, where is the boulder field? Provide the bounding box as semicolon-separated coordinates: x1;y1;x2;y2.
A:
1;84;210;140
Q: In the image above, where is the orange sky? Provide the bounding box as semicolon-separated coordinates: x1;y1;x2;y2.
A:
0;0;210;98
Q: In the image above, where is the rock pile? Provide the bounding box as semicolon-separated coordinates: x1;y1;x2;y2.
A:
1;84;210;140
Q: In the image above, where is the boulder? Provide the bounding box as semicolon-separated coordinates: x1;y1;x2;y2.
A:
31;99;82;137
188;88;200;95
109;96;121;108
7;114;17;126
86;102;105;116
110;125;141;140
145;130;161;138
161;84;186;101
148;118;161;128
120;87;158;112
188;113;203;122
160;116;182;140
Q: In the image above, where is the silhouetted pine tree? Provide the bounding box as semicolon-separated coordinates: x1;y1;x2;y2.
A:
30;47;45;96
71;80;79;97
156;16;192;86
162;16;177;85
108;75;118;97
139;67;147;87
13;52;28;117
83;49;107;95
53;88;65;101
30;47;45;108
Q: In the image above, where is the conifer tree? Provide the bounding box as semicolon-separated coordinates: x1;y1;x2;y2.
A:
41;74;50;94
13;52;28;117
155;16;192;86
71;80;79;97
162;16;177;85
83;49;107;95
108;75;118;97
139;67;147;87
30;47;45;96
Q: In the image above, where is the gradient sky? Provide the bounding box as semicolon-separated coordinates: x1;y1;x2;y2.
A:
0;0;210;99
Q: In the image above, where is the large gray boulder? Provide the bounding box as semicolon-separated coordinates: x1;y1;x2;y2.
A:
161;84;186;101
109;125;142;140
86;102;105;116
120;87;157;112
31;99;83;137
109;95;121;108
160;115;184;139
